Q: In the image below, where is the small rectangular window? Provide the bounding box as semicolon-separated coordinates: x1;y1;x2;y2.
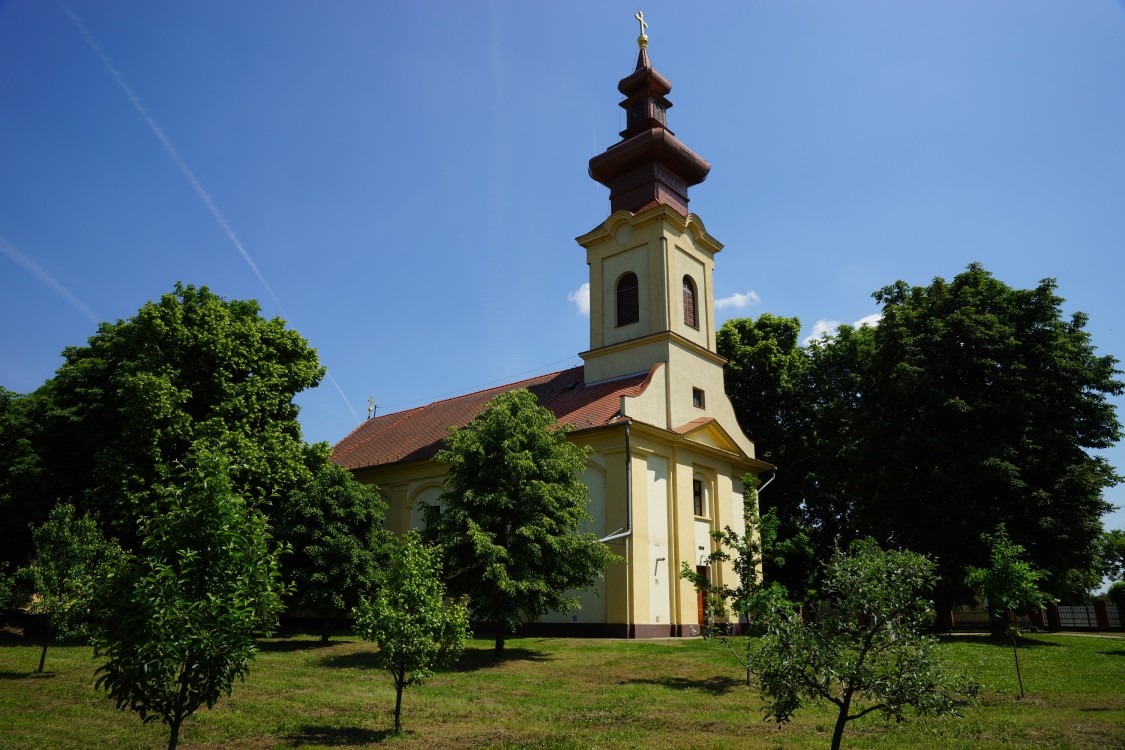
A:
692;388;705;408
693;479;704;516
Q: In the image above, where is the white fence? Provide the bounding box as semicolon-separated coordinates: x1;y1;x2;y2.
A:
1056;604;1121;629
950;604;1121;631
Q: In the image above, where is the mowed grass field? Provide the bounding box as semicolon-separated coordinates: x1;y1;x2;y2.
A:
0;631;1122;750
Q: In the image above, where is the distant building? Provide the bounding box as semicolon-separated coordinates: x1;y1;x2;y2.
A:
332;23;770;637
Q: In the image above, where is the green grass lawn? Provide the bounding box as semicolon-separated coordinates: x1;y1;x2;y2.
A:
1;631;1121;749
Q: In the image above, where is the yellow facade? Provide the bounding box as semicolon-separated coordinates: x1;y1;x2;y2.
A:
349;200;768;638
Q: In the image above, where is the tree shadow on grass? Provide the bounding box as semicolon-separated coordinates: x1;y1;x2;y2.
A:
1003;636;1064;649
451;646;553;673
318;651;383;670
938;635;1063;649
318;646;553;672
1098;649;1125;657
258;638;343;654
282;724;401;746
623;675;743;696
0;670;56;680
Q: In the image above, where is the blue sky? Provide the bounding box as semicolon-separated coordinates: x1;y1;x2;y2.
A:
2;1;1123;531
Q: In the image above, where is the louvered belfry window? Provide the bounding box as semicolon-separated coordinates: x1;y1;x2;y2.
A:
683;275;698;329
617;272;639;326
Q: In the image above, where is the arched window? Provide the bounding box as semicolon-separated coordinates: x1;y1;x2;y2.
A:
616;272;639;326
683;275;698;329
692;475;710;517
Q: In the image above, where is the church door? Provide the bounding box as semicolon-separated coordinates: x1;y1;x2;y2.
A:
696;565;710;625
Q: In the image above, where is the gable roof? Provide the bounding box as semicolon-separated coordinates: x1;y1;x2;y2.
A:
331;365;654;471
672;417;744;454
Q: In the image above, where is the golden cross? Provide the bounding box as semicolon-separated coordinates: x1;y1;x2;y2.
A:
635;10;648;39
367;396;376;419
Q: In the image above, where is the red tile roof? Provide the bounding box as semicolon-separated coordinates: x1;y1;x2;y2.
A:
331;365;655;471
673;417;714;434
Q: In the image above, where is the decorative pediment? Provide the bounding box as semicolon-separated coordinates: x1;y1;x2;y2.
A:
673;417;742;454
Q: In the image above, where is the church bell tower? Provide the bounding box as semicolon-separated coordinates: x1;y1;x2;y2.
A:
578;15;732;443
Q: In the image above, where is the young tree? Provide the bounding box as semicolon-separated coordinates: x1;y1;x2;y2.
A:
964;524;1048;698
750;539;978;750
278;461;388;642
10;283;325;557
681;478;792;684
353;531;469;734
92;449;287;750
22;503;122;673
424;389;618;653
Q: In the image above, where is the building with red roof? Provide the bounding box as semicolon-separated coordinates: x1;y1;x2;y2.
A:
332;19;770;637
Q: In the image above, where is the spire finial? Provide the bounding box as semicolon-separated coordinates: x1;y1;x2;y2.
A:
635;10;648;49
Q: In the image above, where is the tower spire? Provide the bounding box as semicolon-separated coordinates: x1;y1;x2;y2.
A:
588;13;709;216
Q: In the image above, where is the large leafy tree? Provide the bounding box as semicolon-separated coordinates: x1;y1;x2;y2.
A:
22;502;122;673
857;265;1121;604
92;449;287;750
6;283;324;557
353;531;470;734
720;265;1121;607
1096;528;1125;583
751;539;978;750
0;387;47;569
717;314;872;597
278;461;388;641
717;315;815;596
424;389;618;653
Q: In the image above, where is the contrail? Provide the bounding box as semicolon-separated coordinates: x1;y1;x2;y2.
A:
61;3;286;317
1;234;101;325
61;4;361;425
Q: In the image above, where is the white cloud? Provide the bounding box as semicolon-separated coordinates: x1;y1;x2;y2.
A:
715;290;761;310
803;312;882;345
804;319;843;345
854;312;883;329
568;283;590;315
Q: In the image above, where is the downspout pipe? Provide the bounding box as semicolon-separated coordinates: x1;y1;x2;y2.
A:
756;469;776;496
599;419;633;544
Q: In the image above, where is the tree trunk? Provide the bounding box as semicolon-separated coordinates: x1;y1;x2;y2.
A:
994;611;1012;638
830;702;850;750
321;613;331;644
1010;628;1025;699
494;623;506;654
990;608;1009;639
168;717;181;750
393;672;404;733
37;644;47;674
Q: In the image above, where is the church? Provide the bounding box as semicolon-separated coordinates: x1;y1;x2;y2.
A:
332;18;771;638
